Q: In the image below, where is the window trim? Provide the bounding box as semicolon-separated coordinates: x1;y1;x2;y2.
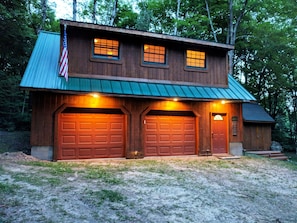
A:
184;49;207;71
141;43;168;67
91;37;121;62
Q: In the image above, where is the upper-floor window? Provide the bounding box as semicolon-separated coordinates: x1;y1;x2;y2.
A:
93;38;119;60
143;44;166;64
186;50;206;68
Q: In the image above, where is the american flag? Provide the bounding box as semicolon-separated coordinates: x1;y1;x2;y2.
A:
59;24;68;81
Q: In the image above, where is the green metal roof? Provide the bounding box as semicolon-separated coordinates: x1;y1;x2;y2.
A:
21;31;256;101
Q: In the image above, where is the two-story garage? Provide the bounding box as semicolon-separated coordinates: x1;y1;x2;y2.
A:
20;20;256;161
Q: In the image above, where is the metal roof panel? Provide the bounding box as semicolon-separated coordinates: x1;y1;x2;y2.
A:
164;85;177;97
120;81;133;95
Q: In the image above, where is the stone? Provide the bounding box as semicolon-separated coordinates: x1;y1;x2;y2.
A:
270;141;283;152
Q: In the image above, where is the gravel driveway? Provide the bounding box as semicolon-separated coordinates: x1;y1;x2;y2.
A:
1;153;297;223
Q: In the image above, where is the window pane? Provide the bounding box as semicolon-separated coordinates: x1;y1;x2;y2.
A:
186;50;206;68
143;44;166;64
93;38;119;59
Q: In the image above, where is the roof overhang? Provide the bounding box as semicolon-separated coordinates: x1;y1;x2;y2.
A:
60;19;234;51
242;103;275;123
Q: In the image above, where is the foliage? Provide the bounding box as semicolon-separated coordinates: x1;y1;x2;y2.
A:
233;0;297;147
0;0;58;131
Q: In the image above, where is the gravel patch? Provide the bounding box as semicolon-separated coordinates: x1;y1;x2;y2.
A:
0;153;297;223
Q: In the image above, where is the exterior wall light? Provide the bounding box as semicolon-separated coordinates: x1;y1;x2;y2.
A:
90;93;100;98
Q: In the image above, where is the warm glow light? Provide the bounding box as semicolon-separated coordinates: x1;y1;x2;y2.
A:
173;98;178;101
221;100;226;104
90;93;100;98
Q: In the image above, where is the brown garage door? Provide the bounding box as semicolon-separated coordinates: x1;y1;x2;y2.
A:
144;114;196;156
58;112;125;160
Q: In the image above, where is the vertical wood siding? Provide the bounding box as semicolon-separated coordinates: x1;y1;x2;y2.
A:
68;29;228;87
31;92;243;156
243;124;272;150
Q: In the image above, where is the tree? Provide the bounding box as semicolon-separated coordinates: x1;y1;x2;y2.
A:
233;0;297;147
0;0;35;130
0;0;59;130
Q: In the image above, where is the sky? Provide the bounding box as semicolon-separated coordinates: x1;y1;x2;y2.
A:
49;0;73;20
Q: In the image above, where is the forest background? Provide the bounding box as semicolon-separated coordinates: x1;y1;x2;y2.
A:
0;0;296;150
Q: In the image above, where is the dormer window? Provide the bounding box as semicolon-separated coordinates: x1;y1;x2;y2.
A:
143;44;166;64
93;38;119;60
186;50;206;68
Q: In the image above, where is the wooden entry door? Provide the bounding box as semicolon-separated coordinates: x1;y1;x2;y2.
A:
211;114;228;154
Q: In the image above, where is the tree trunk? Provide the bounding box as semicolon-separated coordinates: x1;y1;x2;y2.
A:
92;0;97;24
226;0;248;75
110;0;118;26
38;0;47;32
174;0;181;35
73;0;77;21
205;0;217;42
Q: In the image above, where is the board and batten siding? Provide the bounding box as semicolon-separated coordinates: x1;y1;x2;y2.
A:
67;29;228;87
243;124;272;150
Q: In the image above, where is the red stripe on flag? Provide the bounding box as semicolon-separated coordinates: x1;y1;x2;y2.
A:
59;25;68;81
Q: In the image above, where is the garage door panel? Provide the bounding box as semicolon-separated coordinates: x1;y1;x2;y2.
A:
109;147;124;157
184;134;195;141
160;134;170;142
184;145;195;154
184;123;195;130
160;123;170;130
146;134;157;142
78;148;92;158
94;135;108;144
172;146;183;154
59;113;125;160
110;122;123;130
172;123;182;130
61;147;76;158
110;135;123;143
78;135;92;144
144;115;196;156
146;122;157;130
79;122;93;130
145;146;158;156
159;146;171;155
94;148;109;156
172;134;182;142
62;122;76;131
94;123;108;130
62;135;76;144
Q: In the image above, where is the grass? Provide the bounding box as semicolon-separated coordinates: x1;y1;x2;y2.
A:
22;161;76;175
0;182;19;195
89;189;124;202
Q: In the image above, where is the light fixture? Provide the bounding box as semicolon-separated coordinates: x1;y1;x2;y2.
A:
90;93;99;98
221;100;226;104
173;98;178;101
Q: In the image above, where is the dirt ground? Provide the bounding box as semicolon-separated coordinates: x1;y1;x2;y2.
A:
0;152;297;223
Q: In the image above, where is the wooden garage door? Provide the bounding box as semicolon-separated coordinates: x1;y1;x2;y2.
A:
58;113;125;160
144;115;196;156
